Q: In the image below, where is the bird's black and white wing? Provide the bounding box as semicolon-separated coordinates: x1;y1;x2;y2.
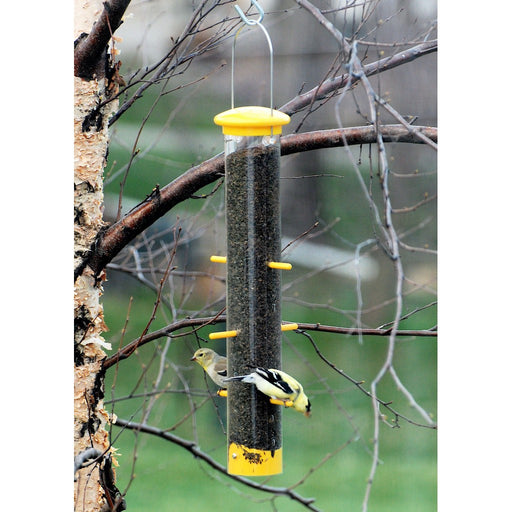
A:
253;368;295;395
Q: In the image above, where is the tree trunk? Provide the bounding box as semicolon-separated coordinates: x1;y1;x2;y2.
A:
74;1;118;510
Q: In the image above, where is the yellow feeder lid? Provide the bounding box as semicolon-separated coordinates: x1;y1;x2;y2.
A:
214;106;290;136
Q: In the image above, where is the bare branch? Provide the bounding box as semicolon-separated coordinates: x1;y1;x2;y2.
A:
113;229;180;364
108;2;238;125
392;193;437;214
287;6;436;506
295;0;351;52
279;41;437;116
297;322;437;338
74;0;132;79
103;314;226;370
113;418;321;511
103;315;437;370
299;329;436;429
281;124;437;155
79;125;437;278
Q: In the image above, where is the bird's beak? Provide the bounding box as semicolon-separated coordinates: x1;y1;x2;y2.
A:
190;356;197;361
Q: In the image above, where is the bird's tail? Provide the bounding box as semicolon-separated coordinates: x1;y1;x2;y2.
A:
223;375;250;382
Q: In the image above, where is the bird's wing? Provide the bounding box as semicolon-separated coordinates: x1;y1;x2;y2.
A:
254;368;295;395
215;366;227;379
209;359;227;386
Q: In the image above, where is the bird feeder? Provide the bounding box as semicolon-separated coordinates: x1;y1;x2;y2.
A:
213;3;290;476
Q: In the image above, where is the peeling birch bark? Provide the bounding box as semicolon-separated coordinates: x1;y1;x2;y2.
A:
74;1;120;510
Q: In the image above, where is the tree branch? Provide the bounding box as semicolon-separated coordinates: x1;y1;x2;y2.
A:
103;314;437;370
74;0;132;79
299;330;436;430
281;124;437;155
113;418;320;510
279;40;437;116
80;125;437;279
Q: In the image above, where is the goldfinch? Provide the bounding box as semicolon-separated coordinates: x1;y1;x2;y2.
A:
191;348;227;388
225;367;311;417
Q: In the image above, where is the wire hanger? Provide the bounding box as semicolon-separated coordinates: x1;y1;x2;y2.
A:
231;0;274;114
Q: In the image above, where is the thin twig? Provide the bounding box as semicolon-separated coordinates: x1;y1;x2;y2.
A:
289;7;435;509
281;222;320;253
298;330;436;430
279;42;437;115
114;227;180;362
392;194;437;214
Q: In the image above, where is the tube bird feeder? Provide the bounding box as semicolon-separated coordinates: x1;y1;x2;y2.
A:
213;6;290;476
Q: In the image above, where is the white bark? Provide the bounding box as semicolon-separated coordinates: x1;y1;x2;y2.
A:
74;1;118;510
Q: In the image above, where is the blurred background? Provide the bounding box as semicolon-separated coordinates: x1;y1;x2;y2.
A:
102;1;437;510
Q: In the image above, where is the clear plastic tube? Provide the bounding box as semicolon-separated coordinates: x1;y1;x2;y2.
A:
225;134;283;475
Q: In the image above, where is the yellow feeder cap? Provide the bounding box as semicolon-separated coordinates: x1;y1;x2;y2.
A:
214;106;290;136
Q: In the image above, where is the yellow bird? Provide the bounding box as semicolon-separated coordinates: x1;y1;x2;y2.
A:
225;367;311;417
190;348;227;388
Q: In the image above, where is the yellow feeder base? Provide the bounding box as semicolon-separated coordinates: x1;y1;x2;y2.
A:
228;443;282;476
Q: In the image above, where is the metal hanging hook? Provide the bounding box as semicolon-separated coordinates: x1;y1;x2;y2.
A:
231;1;274;115
234;0;265;26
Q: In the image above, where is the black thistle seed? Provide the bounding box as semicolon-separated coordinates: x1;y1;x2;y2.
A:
225;143;282;451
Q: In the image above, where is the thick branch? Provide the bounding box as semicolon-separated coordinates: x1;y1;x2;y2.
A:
113;418;320;510
103;314;437;370
74;0;132;79
279;40;437;116
80;154;225;279
281;125;437;154
81;125;437;278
